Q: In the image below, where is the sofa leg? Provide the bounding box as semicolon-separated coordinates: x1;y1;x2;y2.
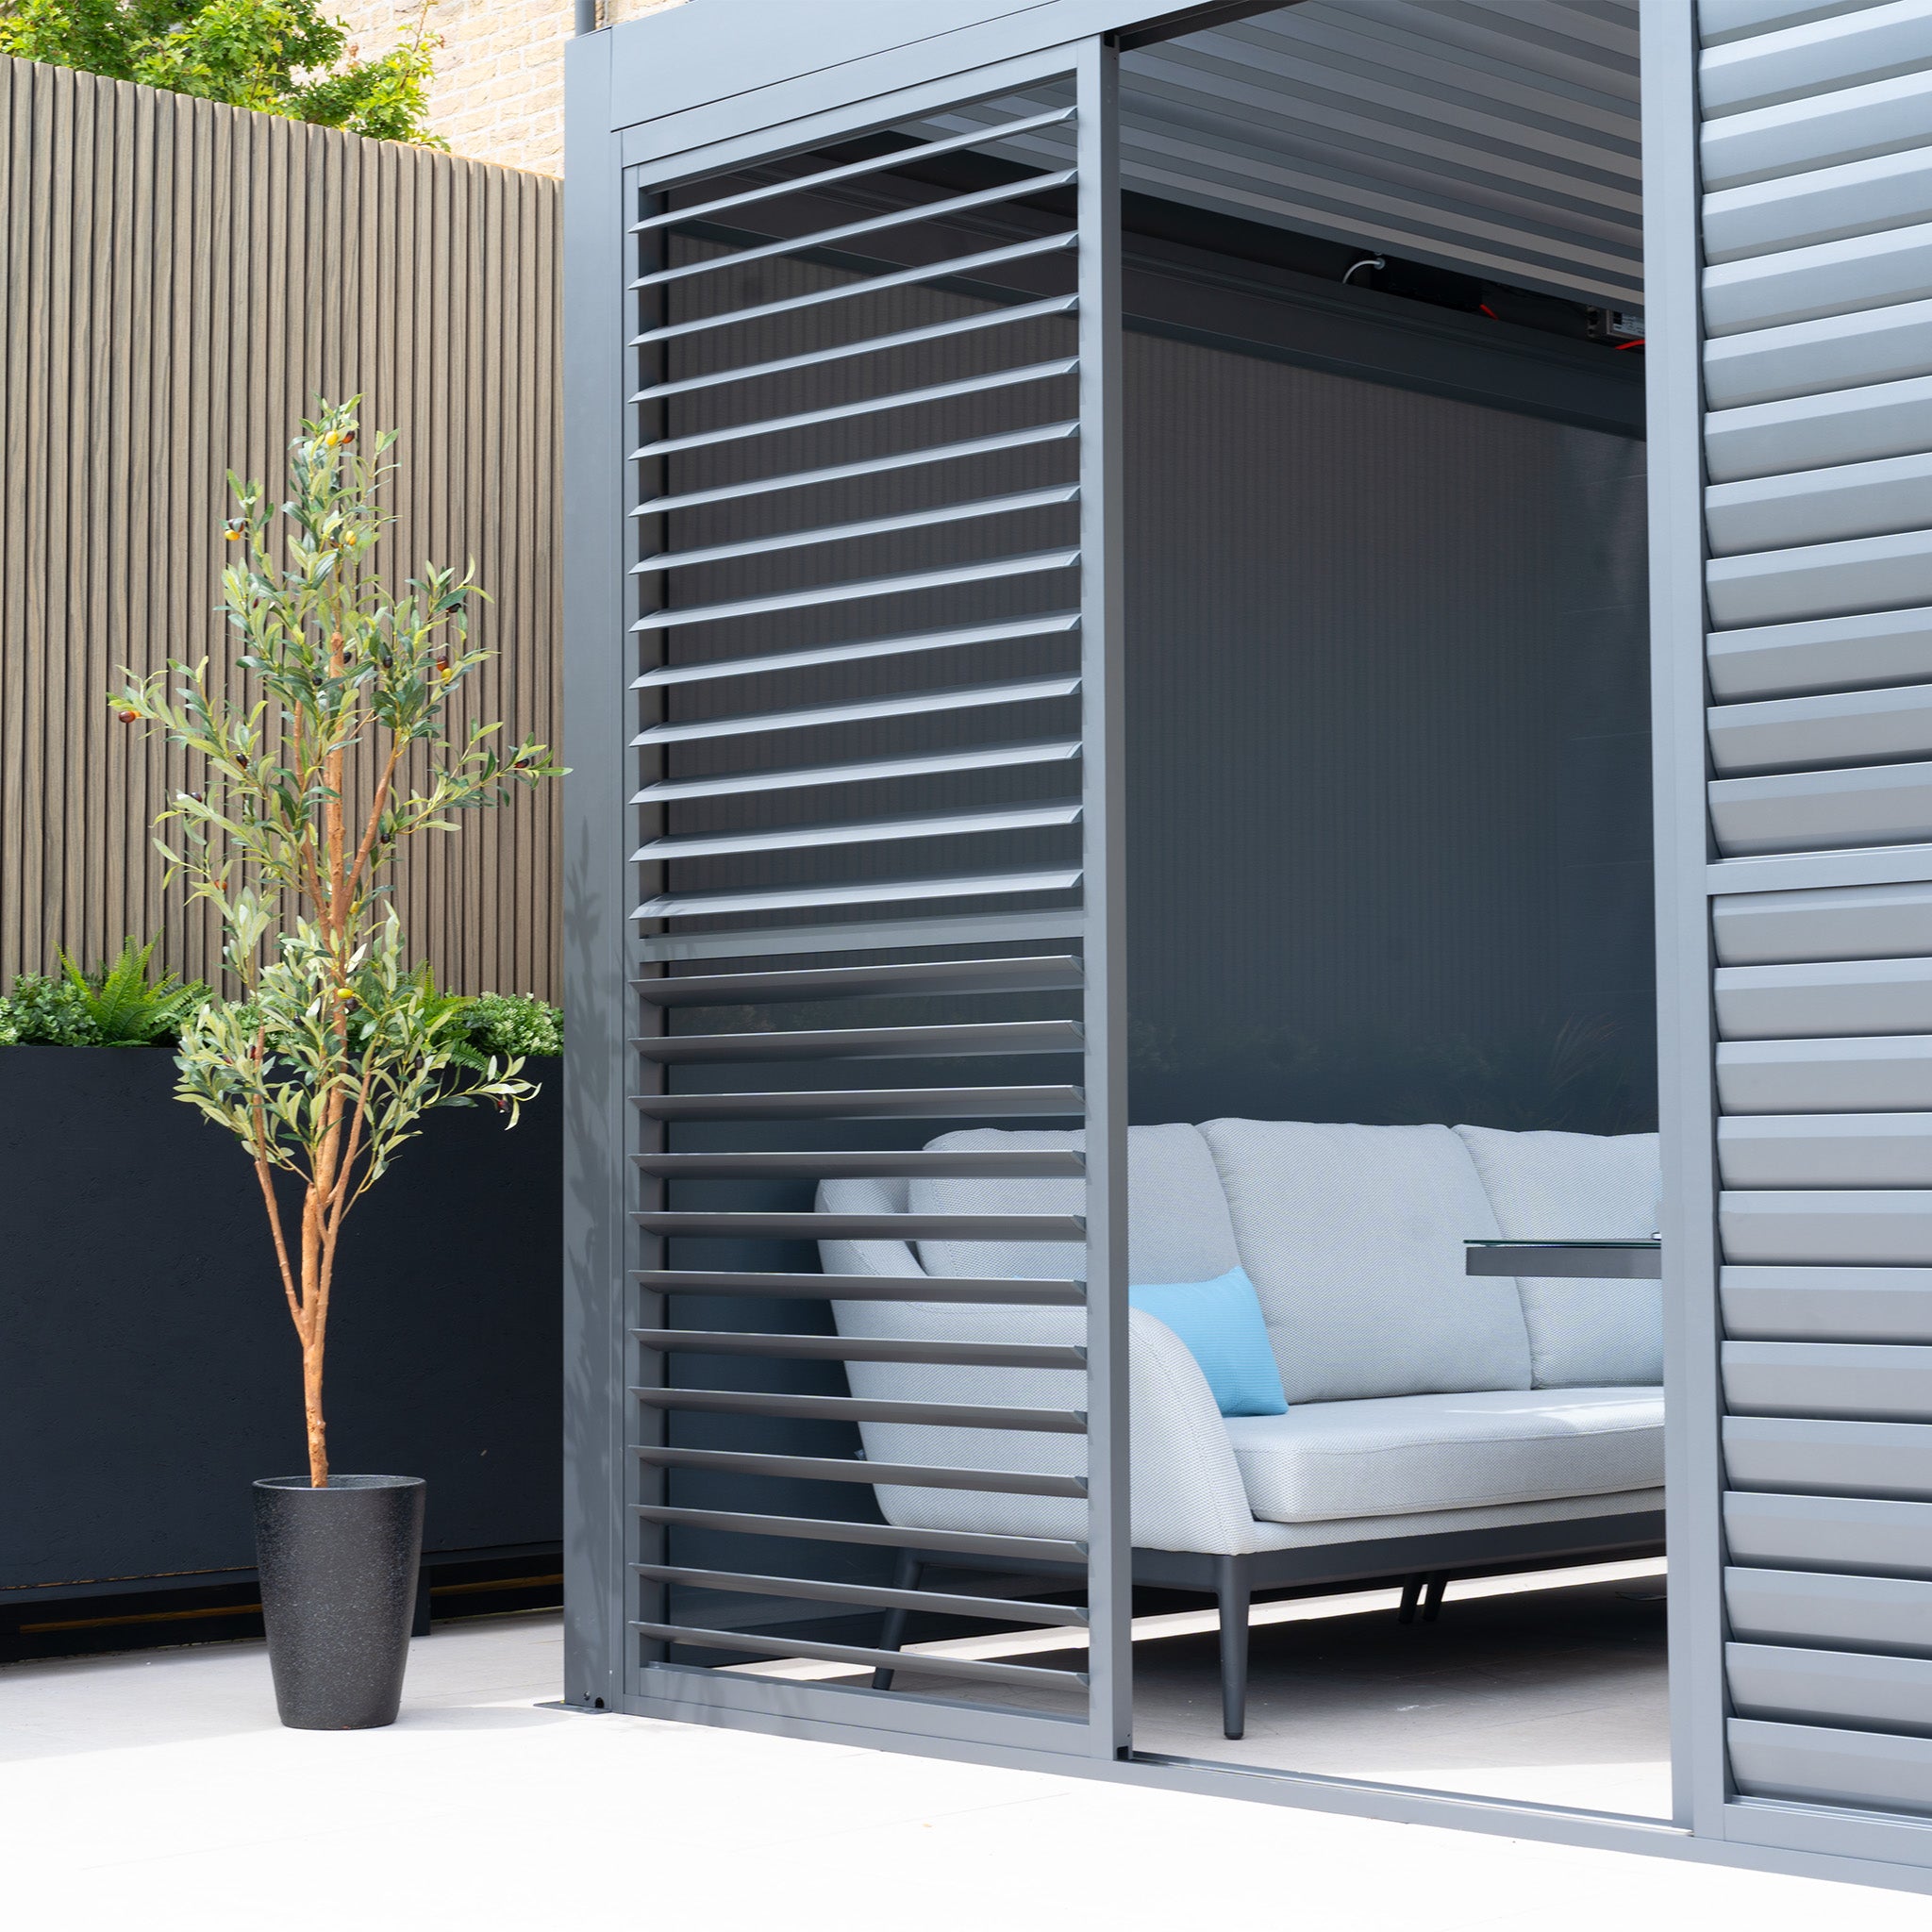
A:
1216;1555;1250;1740
1397;1574;1425;1625
871;1550;924;1691
1420;1570;1450;1624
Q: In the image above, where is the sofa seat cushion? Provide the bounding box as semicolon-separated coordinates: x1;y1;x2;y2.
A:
909;1124;1241;1283
1223;1387;1664;1524
1455;1125;1663;1388
1200;1119;1532;1402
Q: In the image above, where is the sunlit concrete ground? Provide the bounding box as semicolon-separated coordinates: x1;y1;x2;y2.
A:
838;1558;1672;1817
6;1605;1928;1931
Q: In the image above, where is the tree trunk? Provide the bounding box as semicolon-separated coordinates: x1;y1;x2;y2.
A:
303;1330;328;1488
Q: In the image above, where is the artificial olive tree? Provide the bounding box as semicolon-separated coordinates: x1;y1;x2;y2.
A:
115;400;560;1486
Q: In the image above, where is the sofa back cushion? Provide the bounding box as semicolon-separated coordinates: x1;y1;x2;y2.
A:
1199;1119;1532;1403
1453;1125;1663;1388
908;1123;1241;1283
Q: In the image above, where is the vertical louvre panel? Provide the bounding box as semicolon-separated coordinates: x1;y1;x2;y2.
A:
1697;0;1932;1837
0;58;561;998
619;57;1122;1754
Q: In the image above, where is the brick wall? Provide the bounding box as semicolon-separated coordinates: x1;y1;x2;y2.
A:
332;0;686;175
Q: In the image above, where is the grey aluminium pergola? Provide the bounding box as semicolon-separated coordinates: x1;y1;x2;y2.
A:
561;0;1932;1894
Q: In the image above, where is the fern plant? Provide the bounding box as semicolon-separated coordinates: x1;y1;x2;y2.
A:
58;937;211;1046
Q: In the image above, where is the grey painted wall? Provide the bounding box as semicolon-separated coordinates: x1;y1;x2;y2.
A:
1124;332;1654;1135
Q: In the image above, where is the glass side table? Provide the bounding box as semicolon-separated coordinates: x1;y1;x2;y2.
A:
1464;1238;1661;1279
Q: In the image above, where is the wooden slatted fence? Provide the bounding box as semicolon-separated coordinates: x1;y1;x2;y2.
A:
0;56;561;998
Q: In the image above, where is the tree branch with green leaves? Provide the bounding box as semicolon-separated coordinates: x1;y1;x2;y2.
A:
112;399;562;1486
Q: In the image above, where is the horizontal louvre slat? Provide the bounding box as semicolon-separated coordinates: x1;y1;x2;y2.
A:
633;551;1081;632
631;1560;1089;1626
1707;295;1932;416
633;1386;1087;1433
632;1503;1086;1561
632;231;1079;347
635;1442;1088;1496
1729;1715;1932;1814
1708;606;1932;701
634;296;1079;401
1704;221;1932;338
632;1150;1086;1179
1713;879;1932;963
637;907;1086;965
1716;957;1932;1037
636;1019;1084;1063
635;612;1079;688
632;1621;1087;1690
635;867;1083;921
1707;453;1932;557
630;358;1079;461
634;487;1079;575
633;426;1081;521
637;802;1082;864
630;169;1079;290
1727;1563;1932;1657
633;675;1079;745
1724;1488;1932;1577
1708;683;1932;774
635;955;1085;1005
1724;1340;1932;1420
1723;1190;1932;1266
1720;1113;1932;1186
1707;528;1932;631
1728;1641;1932;1736
1698;0;1878;46
632;1329;1088;1370
1704;147;1932;265
1721;1263;1932;1341
1705;376;1932;486
631;1086;1085;1121
1701;65;1932;192
630;108;1078;232
1724;1414;1932;1496
1700;6;1932;121
1708;756;1932;855
632;1210;1084;1242
1717;1036;1932;1111
632;1270;1084;1305
636;739;1080;807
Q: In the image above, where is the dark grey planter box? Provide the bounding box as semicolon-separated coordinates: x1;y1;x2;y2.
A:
0;1046;560;1602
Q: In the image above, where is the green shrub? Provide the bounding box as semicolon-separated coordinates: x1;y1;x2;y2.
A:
0;937;557;1059
0;974;102;1046
460;992;563;1060
0;0;444;146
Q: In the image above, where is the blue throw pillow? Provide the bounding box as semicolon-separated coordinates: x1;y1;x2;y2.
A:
1128;1267;1288;1417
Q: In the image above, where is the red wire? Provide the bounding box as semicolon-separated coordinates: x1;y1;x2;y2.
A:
1614;337;1646;351
1479;302;1497;318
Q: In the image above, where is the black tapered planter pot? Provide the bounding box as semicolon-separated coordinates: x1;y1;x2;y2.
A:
253;1475;425;1730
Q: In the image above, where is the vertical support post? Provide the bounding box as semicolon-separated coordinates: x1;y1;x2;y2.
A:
560;25;631;1712
1075;34;1130;1761
630;199;671;1674
1639;0;1727;1840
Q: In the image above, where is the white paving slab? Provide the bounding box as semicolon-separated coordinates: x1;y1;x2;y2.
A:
3;1612;1929;1930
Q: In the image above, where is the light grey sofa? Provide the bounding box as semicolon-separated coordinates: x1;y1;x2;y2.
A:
818;1119;1665;1737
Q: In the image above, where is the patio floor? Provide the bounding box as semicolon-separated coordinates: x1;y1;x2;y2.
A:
867;1557;1672;1817
7;1603;1932;1927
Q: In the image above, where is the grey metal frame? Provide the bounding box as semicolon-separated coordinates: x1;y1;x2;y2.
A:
566;34;1135;1760
1640;0;1724;1848
562;0;1932;1897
